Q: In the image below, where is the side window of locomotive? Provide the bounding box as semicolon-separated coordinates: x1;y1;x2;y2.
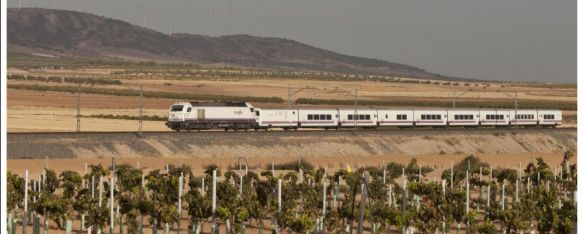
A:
187;107;192;112
250;108;254;112
308;114;313;120
255;111;260;116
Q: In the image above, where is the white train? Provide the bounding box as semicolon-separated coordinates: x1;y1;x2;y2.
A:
165;101;562;131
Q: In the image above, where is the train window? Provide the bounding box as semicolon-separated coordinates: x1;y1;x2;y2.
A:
402;115;408;120
386;114;389;119
308;114;313;120
326;115;332;120
171;105;184;112
365;115;371;120
187;107;192;112
314;115;320;120
250;108;254;112
421;115;425;120
348;115;353;120
293;111;296;115
255;111;260;116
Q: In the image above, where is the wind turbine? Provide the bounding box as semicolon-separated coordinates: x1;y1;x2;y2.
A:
229;0;234;35
168;10;174;35
114;0;119;19
210;8;215;36
142;0;147;28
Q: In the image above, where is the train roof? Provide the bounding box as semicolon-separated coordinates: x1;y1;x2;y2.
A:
187;102;250;107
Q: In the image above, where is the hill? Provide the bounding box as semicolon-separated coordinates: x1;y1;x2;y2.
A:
8;7;454;79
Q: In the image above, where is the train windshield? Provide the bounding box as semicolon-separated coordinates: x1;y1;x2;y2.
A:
171;105;184;112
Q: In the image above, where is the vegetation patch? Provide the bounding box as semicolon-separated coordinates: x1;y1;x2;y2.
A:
8;84;285;104
8;74;122;85
83;114;167;121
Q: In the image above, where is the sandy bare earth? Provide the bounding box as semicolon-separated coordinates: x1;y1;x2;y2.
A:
8;106;169;132
8;153;571;181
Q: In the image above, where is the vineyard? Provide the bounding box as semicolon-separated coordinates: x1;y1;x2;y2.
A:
7;153;576;234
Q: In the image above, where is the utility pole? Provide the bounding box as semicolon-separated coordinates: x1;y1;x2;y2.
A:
498;90;518;128
514;90;518;129
288;84;291;108
287;85;313;109
138;85;143;136
76;82;81;133
452;82;456;108
354;88;358;131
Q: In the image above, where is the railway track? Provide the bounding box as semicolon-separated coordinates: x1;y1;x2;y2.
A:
8;126;576;138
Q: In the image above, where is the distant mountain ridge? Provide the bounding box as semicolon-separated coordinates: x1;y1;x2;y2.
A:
8;8;456;79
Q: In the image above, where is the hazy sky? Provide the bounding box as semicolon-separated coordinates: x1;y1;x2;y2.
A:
9;0;576;83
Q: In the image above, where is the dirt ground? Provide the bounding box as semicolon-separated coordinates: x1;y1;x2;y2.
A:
8;152;570;181
7;66;576;132
7;88;578;132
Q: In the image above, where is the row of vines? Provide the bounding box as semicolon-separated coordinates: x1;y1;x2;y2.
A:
7;153;576;233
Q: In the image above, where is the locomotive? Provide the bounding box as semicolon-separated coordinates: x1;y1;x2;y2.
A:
165;101;562;131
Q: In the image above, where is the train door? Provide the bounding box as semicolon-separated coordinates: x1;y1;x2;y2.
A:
197;109;206;121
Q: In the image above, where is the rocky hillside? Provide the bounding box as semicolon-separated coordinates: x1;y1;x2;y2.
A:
8;8;448;79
